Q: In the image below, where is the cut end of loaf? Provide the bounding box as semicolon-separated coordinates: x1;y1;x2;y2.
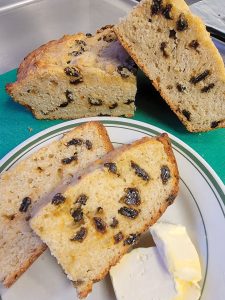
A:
115;0;225;132
31;133;179;298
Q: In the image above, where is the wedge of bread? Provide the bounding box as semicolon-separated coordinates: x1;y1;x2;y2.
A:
114;0;225;132
6;25;137;119
0;121;113;287
30;133;179;298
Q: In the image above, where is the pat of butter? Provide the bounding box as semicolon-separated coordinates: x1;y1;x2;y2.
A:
174;279;201;300
150;223;202;283
110;247;178;300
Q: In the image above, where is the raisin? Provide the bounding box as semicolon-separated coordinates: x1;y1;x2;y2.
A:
104;162;118;174
59;101;69;108
161;166;171;184
96;207;103;213
85;140;92;150
131;161;150;181
121;188;141;206
70;227;87;242
117;66;130;78
114;232;124;244
201;83;215;93
70;50;83;57
61;154;78;164
109;103;118;109
118;207;139;219
124;233;140;245
4;214;15;221
88;97;103;106
110;217;119;228
190;70;210;84
66;138;83;146
176;83;186;92
211;121;220;128
169;29;176;39
25;215;31;222
166;194;176;205
97;25;114;33
86;33;92;37
182;109;191;121
98;113;110;116
151;0;162;15
189;40;199;51
64;67;80;77
74;280;84;286
66;60;71;64
52;193;66;205
98;37;102;41
160;42;169;58
65;90;73;102
148;18;152;22
70;78;83;85
75;40;86;46
71;208;83;222
176;14;188;31
103;33;116;42
93;217;107;233
162;4;173;20
124;99;134;105
19;197;31;212
76;194;88;205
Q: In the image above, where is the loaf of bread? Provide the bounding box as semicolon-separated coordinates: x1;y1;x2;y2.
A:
114;0;225;132
0;121;113;287
6;25;137;119
30;133;179;298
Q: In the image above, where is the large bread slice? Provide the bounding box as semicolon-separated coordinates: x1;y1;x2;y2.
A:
0;121;113;287
6;25;137;119
114;0;225;132
30;133;179;298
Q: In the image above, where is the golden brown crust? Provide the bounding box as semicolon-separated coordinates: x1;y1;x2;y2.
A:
3;244;47;287
77;133;179;299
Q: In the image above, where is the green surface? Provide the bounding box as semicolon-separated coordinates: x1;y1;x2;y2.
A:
0;69;225;183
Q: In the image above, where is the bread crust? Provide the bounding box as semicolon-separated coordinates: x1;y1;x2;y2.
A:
3;244;47;287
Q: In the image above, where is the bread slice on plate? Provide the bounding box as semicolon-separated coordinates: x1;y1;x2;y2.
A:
0;121;113;287
6;25;137;119
30;133;179;299
114;0;225;132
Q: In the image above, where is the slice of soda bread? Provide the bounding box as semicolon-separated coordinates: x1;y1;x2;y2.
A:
6;25;137;119
30;133;179;298
0;121;113;287
114;0;225;132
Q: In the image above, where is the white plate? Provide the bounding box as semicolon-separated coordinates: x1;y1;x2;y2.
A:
0;117;225;300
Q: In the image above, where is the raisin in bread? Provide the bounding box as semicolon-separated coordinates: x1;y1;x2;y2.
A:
30;133;179;299
0;121;113;287
6;25;137;119
114;0;225;132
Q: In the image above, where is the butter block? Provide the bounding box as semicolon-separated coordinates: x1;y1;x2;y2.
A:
150;222;202;283
110;247;177;300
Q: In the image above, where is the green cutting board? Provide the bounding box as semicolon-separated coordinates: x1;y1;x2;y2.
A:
0;69;224;183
